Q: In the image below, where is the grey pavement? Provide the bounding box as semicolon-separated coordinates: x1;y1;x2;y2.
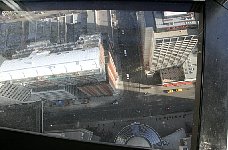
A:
43;10;195;130
0;11;196;145
45;111;193;142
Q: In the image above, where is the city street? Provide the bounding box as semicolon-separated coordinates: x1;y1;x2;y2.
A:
0;10;197;143
44;11;196;136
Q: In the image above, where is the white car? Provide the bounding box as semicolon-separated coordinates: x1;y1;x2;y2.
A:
124;49;127;56
121;29;125;34
126;74;130;80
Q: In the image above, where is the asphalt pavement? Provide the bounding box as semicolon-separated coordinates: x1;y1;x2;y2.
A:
0;11;196;142
44;11;195;133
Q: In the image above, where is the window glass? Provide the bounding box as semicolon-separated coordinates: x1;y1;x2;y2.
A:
0;10;200;150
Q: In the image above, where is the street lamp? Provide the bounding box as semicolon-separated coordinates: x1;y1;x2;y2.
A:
40;98;46;133
41;99;44;133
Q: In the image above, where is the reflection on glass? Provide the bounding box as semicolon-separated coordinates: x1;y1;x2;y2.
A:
0;10;199;150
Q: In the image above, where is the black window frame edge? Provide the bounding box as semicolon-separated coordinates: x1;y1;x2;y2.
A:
0;0;227;150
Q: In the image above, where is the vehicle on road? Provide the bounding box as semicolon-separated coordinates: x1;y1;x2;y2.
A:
163;89;174;93
163;88;183;93
124;49;127;56
165;106;171;111
173;89;183;92
81;98;89;104
126;74;130;80
121;29;125;34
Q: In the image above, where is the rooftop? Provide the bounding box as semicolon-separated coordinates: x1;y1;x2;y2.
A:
154;29;188;39
0;34;105;84
0;47;101;82
150;35;198;73
183;53;197;81
12;34;101;59
154;11;197;31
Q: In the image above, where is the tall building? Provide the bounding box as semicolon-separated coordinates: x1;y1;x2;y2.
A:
150;33;198;74
95;10;111;34
0;34;118;101
87;10;96;34
137;11;156;70
0;21;24;54
137;11;198;80
0;11;87;58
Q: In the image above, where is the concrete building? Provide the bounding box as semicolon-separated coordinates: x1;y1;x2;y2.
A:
0;34;118;101
150;34;198;74
0;11;87;58
87;10;96;34
160;49;197;84
95;10;111;34
0;21;24;55
154;11;198;32
137;11;156;69
160;66;185;83
137;11;198;79
182;53;197;81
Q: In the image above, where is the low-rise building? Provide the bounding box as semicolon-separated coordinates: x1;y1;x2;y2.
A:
160;66;185;84
0;34;119;102
182;53;197;81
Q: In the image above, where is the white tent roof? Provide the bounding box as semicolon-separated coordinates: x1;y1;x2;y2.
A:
0;47;101;82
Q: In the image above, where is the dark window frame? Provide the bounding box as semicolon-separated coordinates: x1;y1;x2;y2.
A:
0;0;227;150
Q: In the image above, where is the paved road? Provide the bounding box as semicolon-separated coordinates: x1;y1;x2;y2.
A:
0;11;196;141
44;11;195;132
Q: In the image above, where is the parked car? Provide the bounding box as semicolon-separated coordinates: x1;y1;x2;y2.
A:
173;88;183;92
163;88;183;93
121;29;125;34
126;73;130;80
163;89;174;93
124;49;127;56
